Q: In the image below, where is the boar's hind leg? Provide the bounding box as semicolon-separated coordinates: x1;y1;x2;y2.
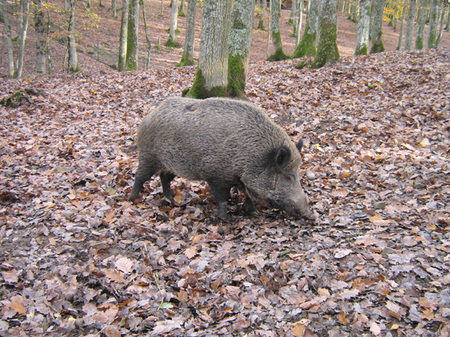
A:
160;171;175;203
129;161;158;200
207;180;231;220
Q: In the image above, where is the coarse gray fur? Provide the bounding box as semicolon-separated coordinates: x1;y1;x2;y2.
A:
129;97;313;220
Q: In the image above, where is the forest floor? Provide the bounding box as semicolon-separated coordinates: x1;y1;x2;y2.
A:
1;1;450;337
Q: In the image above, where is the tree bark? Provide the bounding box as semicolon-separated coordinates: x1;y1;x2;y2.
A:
34;0;46;76
415;0;427;49
67;0;79;72
166;0;179;47
0;0;15;77
142;0;151;70
355;0;371;55
311;0;339;68
118;0;128;71
292;0;319;58
126;0;139;70
396;0;408;50
427;0;439;48
404;0;416;50
15;0;30;78
370;0;385;53
177;0;197;66
185;0;233;98
228;0;255;98
268;0;289;60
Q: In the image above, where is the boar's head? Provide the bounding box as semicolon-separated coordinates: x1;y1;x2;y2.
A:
241;140;314;220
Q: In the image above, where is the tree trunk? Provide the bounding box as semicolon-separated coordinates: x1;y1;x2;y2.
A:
67;0;79;72
415;0;427;49
296;0;304;46
436;5;447;46
185;0;233;98
177;0;197;66
396;0;408;50
34;0;46;76
355;0;371;55
228;0;255;98
142;0;151;70
404;0;416;50
268;0;289;60
179;0;185;16
427;0;439;48
126;0;139;70
0;0;15;77
311;0;339;68
15;0;30;78
118;0;128;71
370;0;385;53
166;0;179;47
112;0;116;17
292;0;319;58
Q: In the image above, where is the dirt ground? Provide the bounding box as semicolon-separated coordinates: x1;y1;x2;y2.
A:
0;0;449;77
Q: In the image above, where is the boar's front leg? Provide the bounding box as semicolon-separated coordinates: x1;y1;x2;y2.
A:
129;155;158;200
160;171;175;203
207;180;232;220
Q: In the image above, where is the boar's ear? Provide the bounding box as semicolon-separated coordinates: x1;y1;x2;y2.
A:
296;139;303;152
275;146;291;171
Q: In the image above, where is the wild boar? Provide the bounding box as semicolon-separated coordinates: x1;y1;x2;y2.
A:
129;97;313;220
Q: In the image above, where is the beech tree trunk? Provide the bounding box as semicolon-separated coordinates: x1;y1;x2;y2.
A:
166;0;179;47
126;0;139;70
228;0;255;98
14;0;30;78
68;0;79;72
177;0;197;66
292;0;319;58
396;0;408;50
415;0;427;49
355;0;371;55
185;0;233;98
34;0;46;76
1;0;15;77
268;0;289;60
370;0;385;53
404;0;416;50
427;0;439;48
311;0;339;68
118;0;128;71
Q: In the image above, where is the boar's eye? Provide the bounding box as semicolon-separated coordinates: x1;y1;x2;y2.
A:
275;146;291;171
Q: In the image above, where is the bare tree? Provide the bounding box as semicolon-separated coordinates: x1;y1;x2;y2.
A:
311;0;339;68
185;0;233;98
415;0;427;49
165;0;179;47
126;0;139;70
370;0;385;53
228;0;255;98
268;0;289;60
68;0;79;72
355;0;371;55
292;0;319;58
177;0;197;66
404;0;416;50
34;0;46;75
428;0;439;48
118;0;129;71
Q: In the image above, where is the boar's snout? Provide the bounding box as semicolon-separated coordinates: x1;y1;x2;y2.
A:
283;200;315;220
272;191;315;221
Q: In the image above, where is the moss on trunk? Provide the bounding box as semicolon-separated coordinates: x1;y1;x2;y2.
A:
185;69;227;99
267;32;290;61
291;24;316;58
227;54;247;98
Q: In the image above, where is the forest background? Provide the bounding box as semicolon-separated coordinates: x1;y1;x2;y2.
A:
1;0;450;337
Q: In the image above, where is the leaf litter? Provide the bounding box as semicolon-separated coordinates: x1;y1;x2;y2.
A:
1;48;450;336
